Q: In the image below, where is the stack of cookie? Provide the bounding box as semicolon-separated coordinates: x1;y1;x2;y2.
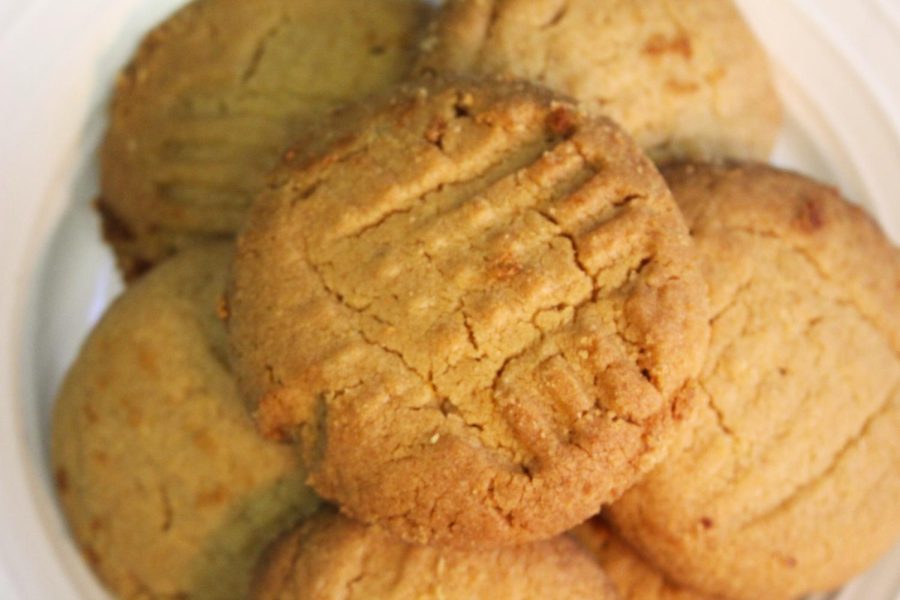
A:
51;0;900;598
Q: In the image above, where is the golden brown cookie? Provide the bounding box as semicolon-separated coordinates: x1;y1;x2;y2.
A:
100;0;431;279
227;78;709;547
572;518;716;600
608;163;900;600
52;244;321;599
253;508;619;599
415;0;781;162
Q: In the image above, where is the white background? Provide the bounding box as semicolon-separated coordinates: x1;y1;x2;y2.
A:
1;1;899;598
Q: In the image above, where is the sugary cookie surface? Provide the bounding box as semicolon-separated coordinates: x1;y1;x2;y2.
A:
228;77;708;547
254;509;618;600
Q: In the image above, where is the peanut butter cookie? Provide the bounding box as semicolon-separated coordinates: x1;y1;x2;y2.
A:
572;518;715;600
608;163;900;599
228;78;708;547
52;244;320;599
100;0;431;279
253;508;618;599
415;0;781;162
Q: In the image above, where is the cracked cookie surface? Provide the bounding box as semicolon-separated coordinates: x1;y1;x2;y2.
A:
572;518;715;600
100;0;431;279
52;244;320;599
253;508;618;599
415;0;781;162
228;78;708;547
608;163;900;600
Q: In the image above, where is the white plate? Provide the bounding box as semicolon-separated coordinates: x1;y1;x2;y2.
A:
0;1;898;598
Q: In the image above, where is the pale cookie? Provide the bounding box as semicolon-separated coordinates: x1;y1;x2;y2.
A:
608;163;900;600
52;244;320;600
100;0;431;279
253;508;619;599
227;78;709;547
572;518;716;600
415;0;781;162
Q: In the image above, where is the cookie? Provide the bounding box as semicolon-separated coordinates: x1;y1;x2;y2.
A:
608;163;900;599
227;77;709;547
100;0;431;279
415;0;781;162
572;518;715;600
51;244;321;599
253;508;618;599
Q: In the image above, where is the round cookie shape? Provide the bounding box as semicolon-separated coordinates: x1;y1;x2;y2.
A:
52;244;320;599
100;0;431;279
608;163;900;599
572;518;715;600
228;78;709;547
253;509;618;599
415;0;781;162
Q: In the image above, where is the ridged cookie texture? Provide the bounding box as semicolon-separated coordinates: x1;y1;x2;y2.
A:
608;163;900;600
100;0;431;279
228;78;709;547
415;0;781;162
571;518;715;600
253;509;619;600
52;244;320;600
